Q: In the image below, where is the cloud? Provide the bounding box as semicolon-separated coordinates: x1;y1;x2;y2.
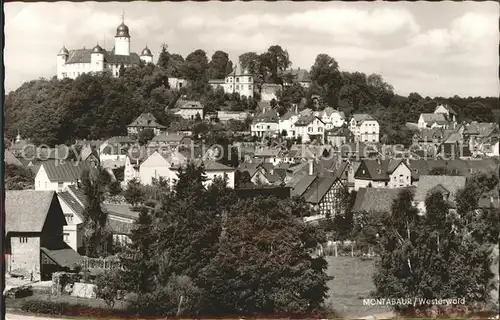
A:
4;2;498;98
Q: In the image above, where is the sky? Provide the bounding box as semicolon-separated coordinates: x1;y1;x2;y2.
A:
4;1;499;97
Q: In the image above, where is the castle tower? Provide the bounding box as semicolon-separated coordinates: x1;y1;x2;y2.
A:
56;46;69;79
90;43;105;73
140;46;153;64
115;14;130;56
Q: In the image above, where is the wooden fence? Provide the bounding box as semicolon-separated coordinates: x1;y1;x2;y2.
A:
81;256;122;270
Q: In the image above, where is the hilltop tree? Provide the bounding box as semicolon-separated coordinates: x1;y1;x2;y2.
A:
208;50;232;80
182;49;209;83
310;54;342;106
260;45;292;84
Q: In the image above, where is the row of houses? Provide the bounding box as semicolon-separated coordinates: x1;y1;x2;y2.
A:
250;107;380;144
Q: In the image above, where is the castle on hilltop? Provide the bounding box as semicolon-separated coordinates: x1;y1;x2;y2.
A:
56;15;153;80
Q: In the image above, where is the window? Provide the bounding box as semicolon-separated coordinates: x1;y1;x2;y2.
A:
267;125;271;129
19;237;28;243
58;182;64;190
249;77;252;82
249;85;252;90
236;85;240;90
319;127;323;132
308;127;313;132
65;214;73;223
236;77;240;83
63;233;70;242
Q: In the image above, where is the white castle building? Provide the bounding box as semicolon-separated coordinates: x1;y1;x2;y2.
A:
56;17;153;80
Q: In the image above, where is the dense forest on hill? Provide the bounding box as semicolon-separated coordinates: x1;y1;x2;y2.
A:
5;44;499;146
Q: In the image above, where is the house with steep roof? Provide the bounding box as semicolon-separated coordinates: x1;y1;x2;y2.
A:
413;175;466;214
127;113;166;136
123;146;149;186
57;185;140;248
464;122;500;157
278;109;300;138
302;176;343;217
209;64;254;98
294;115;325;143
353;187;410;214
174;100;204;120
5;190;81;281
418;113;450;130
354;159;412;190
57;187;85;252
349;114;380;143
35;161;94;192
326;127;354;147
251;108;279;138
281;68;312;88
434;104;458;123
318;107;346;129
148;133;192;150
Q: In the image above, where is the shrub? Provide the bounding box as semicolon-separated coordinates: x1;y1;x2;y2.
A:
21;300;71;315
94;268;125;308
5;285;33;299
20;300;119;317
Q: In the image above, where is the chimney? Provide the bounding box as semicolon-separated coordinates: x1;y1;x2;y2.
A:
308;159;314;176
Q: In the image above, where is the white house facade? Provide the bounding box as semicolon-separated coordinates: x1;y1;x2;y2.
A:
209;64;254;98
294;115;325;143
318;107;346;130
349;114;380;143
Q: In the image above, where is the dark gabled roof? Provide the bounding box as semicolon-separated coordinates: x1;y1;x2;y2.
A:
303;176;340;204
353;187;410;213
40;161;93;182
281;110;299;120
355;159;408;181
288;175;317;197
420;113;448;124
104;203;140;220
436;104;457;115
41;244;82;268
282;68;311;83
58;191;84;218
179;100;204;110
326;127;352;137
67;185;87;206
5;191;58;233
193;159;235;171
294;115;323;126
252;109;279;123
351;114;375;124
65;49;141;65
414;175;466;202
128;113;166;129
151;133;189;143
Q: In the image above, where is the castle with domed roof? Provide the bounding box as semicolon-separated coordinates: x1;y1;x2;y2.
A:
56;16;153;80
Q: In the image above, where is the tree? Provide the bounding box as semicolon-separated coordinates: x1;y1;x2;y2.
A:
5;164;35;190
310;54;341;89
208;51;232;80
234;170;253;189
260;45;292;84
124;178;146;207
373;189;496;316
81;166;112;257
138;128;155;145
120;209;157;294
157;44;170;70
181;49;209;84
94;268;125;308
198;196;330;316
